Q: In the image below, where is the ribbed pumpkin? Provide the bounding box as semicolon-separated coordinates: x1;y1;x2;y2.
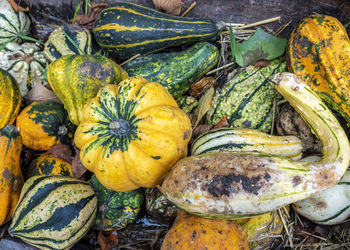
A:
287;14;350;126
161;210;249;250
0;68;21;129
74;77;192;192
0;42;47;96
0;0;30;45
46;55;128;125
0;125;24;226
8;175;97;250
27;153;73;178
16;102;75;151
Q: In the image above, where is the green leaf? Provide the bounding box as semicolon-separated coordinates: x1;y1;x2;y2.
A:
235;28;287;66
72;2;81;24
228;25;243;66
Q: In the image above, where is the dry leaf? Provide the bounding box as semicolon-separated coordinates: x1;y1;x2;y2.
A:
46;144;73;164
72;149;87;179
21;146;37;168
254;59;271;68
192;86;215;128
212;117;229;129
192;124;213;138
73;3;108;27
191;77;217;97
98;230;119;250
24;82;62;105
9;0;29;12
153;0;183;15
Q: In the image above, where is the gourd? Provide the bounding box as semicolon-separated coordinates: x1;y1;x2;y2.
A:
90;175;144;231
0;42;47;96
0;125;24;226
160;73;350;218
46;55;128;125
206;58;286;133
16;102;75;151
0;0;30;45
161;210;249;250
191;128;303;160
8;175;97;250
145;188;178;221
123;42;219;99
44;24;92;62
177;95;199;114
93;2;218;59
287;14;350;126
74;77;192;192
27;153;73;178
0;68;21;129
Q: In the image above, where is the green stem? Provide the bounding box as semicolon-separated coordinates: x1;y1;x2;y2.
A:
72;2;81;24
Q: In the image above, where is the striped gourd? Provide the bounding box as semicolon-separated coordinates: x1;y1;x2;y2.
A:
0;1;30;45
93;2;218;59
8;175;97;250
206;58;286;133
160;73;350;218
191;128;303;160
27;154;73;178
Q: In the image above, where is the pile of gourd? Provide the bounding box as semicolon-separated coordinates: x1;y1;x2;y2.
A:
1;0;350;249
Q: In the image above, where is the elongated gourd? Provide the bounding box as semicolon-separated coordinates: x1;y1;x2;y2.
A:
160;73;350;218
191;128;303;160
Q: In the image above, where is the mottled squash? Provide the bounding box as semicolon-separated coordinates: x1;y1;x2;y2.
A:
0;68;21;129
161;210;249;250
16;102;75;151
287;14;350;126
0;125;24;225
74;77;192;192
47;55;128;125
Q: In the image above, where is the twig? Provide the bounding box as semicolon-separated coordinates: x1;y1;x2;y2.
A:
237;16;281;29
271;92;276;135
181;1;197;17
275;20;292;36
120;54;141;66
278;208;293;249
206;62;234;75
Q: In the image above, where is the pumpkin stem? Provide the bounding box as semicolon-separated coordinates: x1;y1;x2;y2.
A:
109;120;130;136
57;125;67;136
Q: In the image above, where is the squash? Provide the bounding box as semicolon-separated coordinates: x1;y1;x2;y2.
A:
160;73;350;218
0;124;24;226
176;95;198;114
16;102;75;151
74;77;192;192
0;0;30;45
191;128;303;160
90;175;144;231
145;187;178;221
46;55;128;125
0;42;47;96
123;42;219;99
44;24;92;62
161;210;249;250
93;2;218;59
206;58;286;133
8;175;97;250
27;153;73;178
0;68;21;129
287;14;350;126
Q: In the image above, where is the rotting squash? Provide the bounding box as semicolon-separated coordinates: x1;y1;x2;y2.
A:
287;14;350;126
74;77;192;192
0;125;24;226
191;128;303;160
93;2;218;59
160;73;350;218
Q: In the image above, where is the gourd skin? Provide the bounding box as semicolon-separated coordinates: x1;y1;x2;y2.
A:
47;55;128;125
74;77;192;192
27;154;73;178
0;68;21;130
0;125;24;226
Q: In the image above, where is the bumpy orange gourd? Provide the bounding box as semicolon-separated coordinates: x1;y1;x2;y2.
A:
287;14;350;125
0;125;24;225
74;77;192;192
161;210;249;250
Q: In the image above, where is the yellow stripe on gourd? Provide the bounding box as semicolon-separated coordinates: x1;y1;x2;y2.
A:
94;23;197;32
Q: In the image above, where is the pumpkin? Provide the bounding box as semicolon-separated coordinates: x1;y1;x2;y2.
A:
0;124;24;225
16;102;75;151
0;42;47;96
287;14;350;126
74;77;192;192
161;210;249;250
46;55;128;125
0;68;21;129
0;0;30;45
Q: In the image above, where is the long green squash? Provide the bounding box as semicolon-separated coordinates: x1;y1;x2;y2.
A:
93;2;218;59
160;72;350;219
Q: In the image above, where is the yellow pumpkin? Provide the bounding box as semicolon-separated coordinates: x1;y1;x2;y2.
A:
161;210;249;250
0;124;24;225
74;77;192;192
